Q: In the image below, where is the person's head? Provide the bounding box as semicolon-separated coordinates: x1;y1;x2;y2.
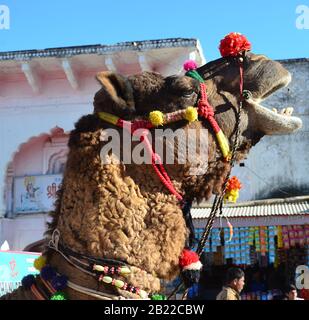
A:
226;267;245;293
285;284;298;300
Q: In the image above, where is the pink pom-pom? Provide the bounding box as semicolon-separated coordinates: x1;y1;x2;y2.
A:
183;60;198;71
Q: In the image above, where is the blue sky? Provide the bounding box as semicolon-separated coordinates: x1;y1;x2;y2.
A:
0;0;308;61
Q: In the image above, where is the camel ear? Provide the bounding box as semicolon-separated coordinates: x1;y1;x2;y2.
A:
94;71;135;119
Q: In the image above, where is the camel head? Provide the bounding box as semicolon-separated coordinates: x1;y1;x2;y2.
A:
198;52;302;147
91;51;302;202
94;70;200;118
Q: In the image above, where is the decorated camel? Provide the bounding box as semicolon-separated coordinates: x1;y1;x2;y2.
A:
1;33;302;300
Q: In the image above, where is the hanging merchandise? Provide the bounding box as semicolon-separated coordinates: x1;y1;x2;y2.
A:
229;227;237;263
211;228;221;253
239;227;246;265
297;225;305;246
234;228;242;265
288;225;296;247
259;226;268;256
248;227;255;246
254;227;261;252
245;228;251;265
268;226;276;264
282;226;290;249
194;224;308;269
224;227;231;260
277;225;283;248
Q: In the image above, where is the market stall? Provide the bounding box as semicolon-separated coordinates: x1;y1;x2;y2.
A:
190;195;309;300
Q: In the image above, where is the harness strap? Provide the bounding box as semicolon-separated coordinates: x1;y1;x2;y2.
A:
97;70;232;204
99;112;184;201
197;82;230;159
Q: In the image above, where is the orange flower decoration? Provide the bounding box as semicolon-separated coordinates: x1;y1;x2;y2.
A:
226;176;242;191
224;176;242;203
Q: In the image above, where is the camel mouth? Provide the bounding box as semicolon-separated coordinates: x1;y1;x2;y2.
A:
245;73;303;135
260;72;292;100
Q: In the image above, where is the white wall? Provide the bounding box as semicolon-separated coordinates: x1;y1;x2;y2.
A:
0;72;99;216
0;214;51;251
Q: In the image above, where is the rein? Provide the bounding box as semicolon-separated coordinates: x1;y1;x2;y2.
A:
169;53;248;300
47;229;150;299
196;59;245;256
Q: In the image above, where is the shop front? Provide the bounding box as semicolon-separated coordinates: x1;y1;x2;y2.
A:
190;196;309;300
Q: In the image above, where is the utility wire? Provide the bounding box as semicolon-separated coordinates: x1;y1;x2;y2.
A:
244;165;293;197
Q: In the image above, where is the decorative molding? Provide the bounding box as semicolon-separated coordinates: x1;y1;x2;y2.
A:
46;148;68;174
104;56;117;72
43;134;69;174
137;53;152;72
21;62;41;93
61;58;79;90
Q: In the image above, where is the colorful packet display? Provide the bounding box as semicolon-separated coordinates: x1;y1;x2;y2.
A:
268;226;276;264
288;225;296;247
282;226;290;249
248;227;255;245
239;227;248;265
277;225;283;248
297;225;305;246
228;231;235;262
260;226;268;256
233;228;241;264
194;225;308;267
294;225;301;246
211;228;221;253
224;227;231;259
255;227;261;252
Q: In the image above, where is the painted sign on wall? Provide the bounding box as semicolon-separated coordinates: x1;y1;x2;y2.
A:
0;251;40;297
13;174;62;213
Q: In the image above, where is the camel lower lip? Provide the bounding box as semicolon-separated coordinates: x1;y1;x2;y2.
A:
247;99;302;135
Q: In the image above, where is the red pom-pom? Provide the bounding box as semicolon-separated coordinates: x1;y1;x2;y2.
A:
219;32;251;57
226;176;242;191
179;249;199;268
183;60;198;71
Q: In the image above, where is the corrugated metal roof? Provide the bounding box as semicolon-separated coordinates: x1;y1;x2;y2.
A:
192;196;309;219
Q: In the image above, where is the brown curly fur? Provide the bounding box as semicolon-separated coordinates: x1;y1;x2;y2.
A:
2;53;291;299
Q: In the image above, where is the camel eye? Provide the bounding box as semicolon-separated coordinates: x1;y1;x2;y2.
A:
182;89;194;98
